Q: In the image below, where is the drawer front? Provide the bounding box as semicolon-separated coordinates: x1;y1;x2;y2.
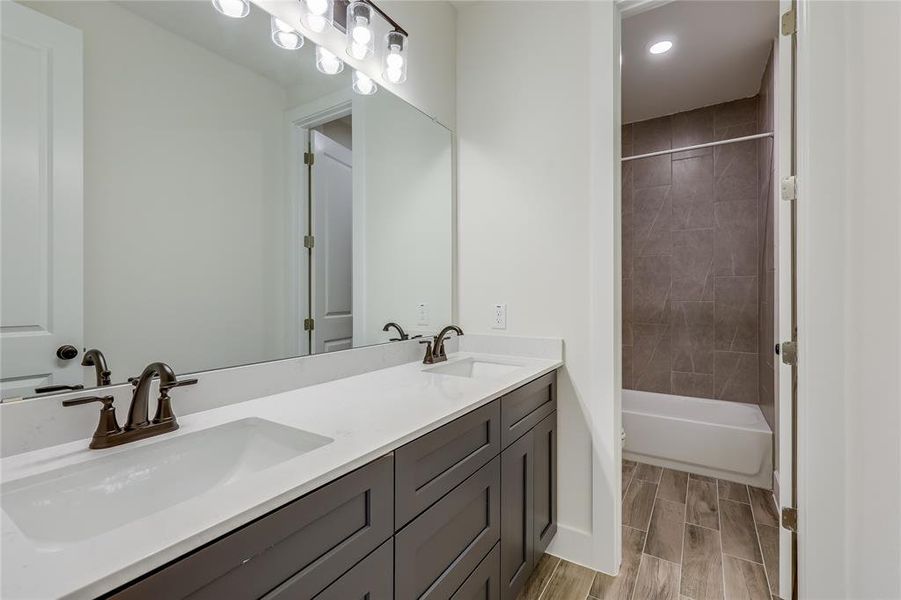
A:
108;455;394;600
395;400;500;528
395;456;501;600
500;431;534;600
532;411;557;557
267;539;394;600
451;543;501;600
500;371;556;448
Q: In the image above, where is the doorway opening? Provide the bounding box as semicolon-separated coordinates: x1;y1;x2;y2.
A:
618;1;788;598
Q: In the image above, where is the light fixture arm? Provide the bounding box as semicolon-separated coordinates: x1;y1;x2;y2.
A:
359;0;407;37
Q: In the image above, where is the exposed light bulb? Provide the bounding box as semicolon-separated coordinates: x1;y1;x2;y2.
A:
212;0;249;18
349;42;368;60
385;67;403;83
305;0;329;16
386;52;404;70
352;20;372;45
352;70;377;95
316;46;344;75
305;13;327;32
271;17;303;50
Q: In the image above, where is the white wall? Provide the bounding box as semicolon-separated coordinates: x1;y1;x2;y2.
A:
797;1;901;597
352;91;453;344
456;1;621;572
24;1;291;381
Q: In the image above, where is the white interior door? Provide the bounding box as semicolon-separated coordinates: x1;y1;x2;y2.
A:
1;2;84;399
776;0;795;596
310;130;353;353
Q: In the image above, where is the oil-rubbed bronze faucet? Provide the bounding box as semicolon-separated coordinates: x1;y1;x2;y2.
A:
62;361;196;449
420;325;463;364
81;348;112;387
382;322;408;341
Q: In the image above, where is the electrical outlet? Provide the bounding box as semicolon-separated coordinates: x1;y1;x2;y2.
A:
492;304;507;330
417;303;429;326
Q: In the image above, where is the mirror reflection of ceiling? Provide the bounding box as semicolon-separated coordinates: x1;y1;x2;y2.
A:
621;0;779;123
116;1;347;104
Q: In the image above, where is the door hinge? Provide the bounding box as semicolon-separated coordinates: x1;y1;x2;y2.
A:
781;8;797;36
303;151;314;165
778;340;798;366
303;318;315;331
782;506;798;532
303;235;315;249
781;176;797;202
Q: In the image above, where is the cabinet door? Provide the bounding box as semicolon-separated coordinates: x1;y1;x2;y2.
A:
532;411;557;557
395;457;501;600
395;400;500;529
280;539;392;600
500;430;534;600
452;543;500;600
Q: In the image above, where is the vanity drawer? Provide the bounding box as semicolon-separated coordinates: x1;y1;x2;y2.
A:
395;399;500;528
451;543;501;600
107;455;393;600
395;456;501;600
266;539;393;600
500;371;556;448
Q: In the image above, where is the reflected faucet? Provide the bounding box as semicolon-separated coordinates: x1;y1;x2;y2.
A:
382;322;408;341
81;348;112;387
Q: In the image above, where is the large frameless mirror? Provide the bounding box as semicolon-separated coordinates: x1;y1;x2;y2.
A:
1;0;452;400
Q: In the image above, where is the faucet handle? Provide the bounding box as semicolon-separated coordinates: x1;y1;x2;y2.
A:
62;395;114;408
159;378;198;392
62;395;122;445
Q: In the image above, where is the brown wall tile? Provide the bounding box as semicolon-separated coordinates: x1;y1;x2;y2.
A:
672;301;714;373
633;323;672;394
714;200;758;277
714;351;759;402
672;229;715;301
715;276;759;353
672;156;715;229
634;186;673;257
634;115;672;154
633;256;671;323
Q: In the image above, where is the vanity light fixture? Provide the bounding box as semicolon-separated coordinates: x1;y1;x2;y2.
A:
316;46;345;75
302;0;332;33
352;69;378;95
271;16;304;50
648;40;673;55
211;0;249;18
346;1;374;60
382;30;407;84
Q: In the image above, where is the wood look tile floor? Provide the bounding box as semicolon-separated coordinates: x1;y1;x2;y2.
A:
519;461;780;600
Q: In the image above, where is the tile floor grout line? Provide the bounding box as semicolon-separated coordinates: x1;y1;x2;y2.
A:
678;472;689;597
722;551;766;567
749;489;775;596
717;472;728;600
535;557;563;600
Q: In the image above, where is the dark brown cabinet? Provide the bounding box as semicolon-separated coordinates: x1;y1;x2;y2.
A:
500;411;558;600
107;370;557;600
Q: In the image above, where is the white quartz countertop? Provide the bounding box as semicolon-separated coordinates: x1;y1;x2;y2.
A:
0;351;562;599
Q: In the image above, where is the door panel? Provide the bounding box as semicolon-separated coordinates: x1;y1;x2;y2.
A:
500;430;534;600
311;130;353;354
532;412;557;557
1;2;83;399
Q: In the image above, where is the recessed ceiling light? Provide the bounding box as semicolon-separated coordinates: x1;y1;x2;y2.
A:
649;40;673;55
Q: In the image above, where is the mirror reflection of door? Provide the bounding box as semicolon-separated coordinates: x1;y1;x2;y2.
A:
309;125;353;354
1;2;84;397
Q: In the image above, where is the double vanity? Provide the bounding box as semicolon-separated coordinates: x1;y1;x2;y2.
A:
0;339;562;599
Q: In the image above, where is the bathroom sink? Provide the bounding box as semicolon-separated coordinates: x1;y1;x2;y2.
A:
0;418;332;544
425;357;522;379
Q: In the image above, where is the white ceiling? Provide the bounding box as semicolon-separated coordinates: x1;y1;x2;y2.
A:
118;1;348;96
621;0;779;123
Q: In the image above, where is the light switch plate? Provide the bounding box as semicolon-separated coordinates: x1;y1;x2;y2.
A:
417;303;429;326
492;304;507;330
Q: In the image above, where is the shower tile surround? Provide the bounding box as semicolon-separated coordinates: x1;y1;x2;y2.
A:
623;96;770;404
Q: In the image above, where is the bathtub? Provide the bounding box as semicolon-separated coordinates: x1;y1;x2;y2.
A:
622;389;773;489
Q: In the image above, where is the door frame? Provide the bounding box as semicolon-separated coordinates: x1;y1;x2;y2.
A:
284;89;352;356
